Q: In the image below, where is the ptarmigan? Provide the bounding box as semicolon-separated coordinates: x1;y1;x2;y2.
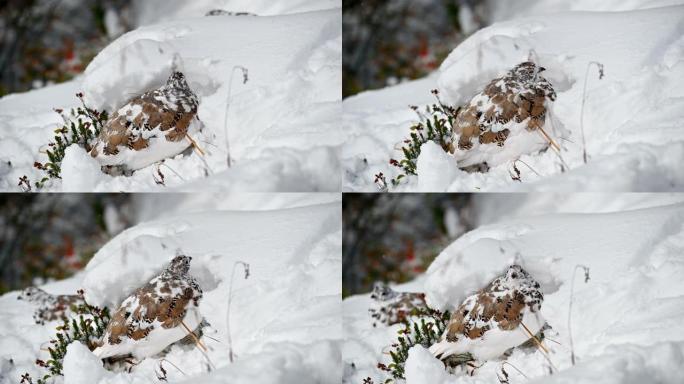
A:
17;287;85;325
429;265;545;362
369;282;429;326
93;255;204;359
451;62;557;170
89;71;201;174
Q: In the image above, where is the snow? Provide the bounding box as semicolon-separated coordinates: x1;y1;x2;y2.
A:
416;142;461;191
0;3;342;192
61;145;108;192
131;0;340;25
429;299;546;361
405;346;453;384
342;4;684;192
0;194;341;384
63;342;111;384
343;195;684;383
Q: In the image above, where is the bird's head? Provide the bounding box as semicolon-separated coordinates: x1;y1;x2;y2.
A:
17;286;46;302
166;71;189;89
167;255;192;275
512;61;545;80
500;264;542;292
504;265;530;281
370;282;396;301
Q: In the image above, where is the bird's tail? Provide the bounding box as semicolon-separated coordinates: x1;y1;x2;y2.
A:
92;346;106;358
92;344;117;359
428;340;458;360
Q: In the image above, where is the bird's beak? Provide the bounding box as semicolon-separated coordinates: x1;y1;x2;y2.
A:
539;67;546;72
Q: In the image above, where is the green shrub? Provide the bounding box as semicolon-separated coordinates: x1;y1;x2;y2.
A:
21;93;108;190
375;307;473;382
375;90;458;190
22;290;110;384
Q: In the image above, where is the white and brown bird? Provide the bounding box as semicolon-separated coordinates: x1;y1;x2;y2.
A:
451;62;557;170
17;287;85;325
89;71;202;174
368;282;430;326
93;255;204;359
429;265;545;362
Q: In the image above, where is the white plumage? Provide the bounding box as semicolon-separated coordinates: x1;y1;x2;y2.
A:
429;265;546;361
93;255;203;359
89;72;202;174
451;62;558;170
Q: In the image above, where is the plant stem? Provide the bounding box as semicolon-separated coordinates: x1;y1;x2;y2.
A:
521;321;557;372
580;61;604;164
502;361;529;379
568;264;589;365
226;261;250;363
159;358;187;376
223;66;248;168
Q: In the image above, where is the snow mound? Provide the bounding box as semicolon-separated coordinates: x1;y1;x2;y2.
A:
133;0;340;26
61;145;108;192
63;342;111;384
343;5;684;192
527;342;684;384
405;346;454;384
83;201;341;382
0;7;342;192
344;198;684;383
424;221;560;311
416;142;462;191
180;340;341;384
0;197;341;384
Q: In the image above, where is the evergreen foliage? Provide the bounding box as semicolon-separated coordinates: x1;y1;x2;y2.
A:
22;289;110;384
22;93;108;190
375;307;474;382
375;89;458;190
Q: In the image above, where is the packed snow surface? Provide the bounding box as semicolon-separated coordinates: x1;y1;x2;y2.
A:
0;194;342;384
343;4;684;192
343;194;684;383
0;2;342;192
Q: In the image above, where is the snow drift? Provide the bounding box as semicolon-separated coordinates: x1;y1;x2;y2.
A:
0;3;342;192
0;195;342;384
343;195;684;383
342;5;684;192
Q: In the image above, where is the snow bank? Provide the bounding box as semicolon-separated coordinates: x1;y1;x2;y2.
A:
471;192;684;226
343;5;684;192
181;340;341;384
0;196;342;384
63;342;111;384
79;201;341;383
132;0;340;26
343;197;684;383
61;145;108;192
404;346;454;384
416;142;461;191
484;0;684;22
527;342;684;384
0;5;342;192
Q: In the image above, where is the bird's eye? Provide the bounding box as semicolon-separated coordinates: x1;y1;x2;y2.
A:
511;273;518;279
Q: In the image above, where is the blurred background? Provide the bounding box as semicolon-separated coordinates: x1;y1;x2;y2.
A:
0;194;134;294
343;0;665;98
1;0;317;97
0;193;339;295
343;193;474;297
342;0;489;98
342;193;684;297
0;0;134;96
